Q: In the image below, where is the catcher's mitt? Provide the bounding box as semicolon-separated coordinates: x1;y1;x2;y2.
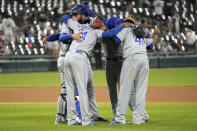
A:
125;15;136;25
133;24;146;38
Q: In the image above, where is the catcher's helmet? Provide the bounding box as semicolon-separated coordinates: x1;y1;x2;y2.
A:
66;1;94;17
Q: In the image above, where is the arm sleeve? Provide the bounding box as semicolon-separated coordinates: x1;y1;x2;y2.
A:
102;24;125;38
114;37;121;45
59;33;72;43
145;38;154;51
146;43;154;51
48;33;60;42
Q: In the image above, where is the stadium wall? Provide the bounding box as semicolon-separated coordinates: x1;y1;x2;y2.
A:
1;56;197;73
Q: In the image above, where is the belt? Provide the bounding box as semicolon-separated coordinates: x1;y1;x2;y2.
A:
107;56;122;61
76;49;83;54
76;49;89;57
60;54;65;57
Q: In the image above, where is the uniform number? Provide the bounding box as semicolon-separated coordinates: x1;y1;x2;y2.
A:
82;31;88;41
135;37;143;46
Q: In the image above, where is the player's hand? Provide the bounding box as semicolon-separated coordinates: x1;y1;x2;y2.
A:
72;32;82;42
42;36;48;43
124;22;132;28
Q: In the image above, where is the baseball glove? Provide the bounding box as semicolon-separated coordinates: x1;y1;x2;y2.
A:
133;24;146;38
125;15;136;25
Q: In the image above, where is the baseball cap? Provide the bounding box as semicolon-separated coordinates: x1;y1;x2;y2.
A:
106;17;118;29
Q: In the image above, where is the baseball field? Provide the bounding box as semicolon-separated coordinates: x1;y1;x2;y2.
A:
0;67;197;130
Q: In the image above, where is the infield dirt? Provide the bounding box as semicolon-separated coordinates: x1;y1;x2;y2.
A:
0;86;197;103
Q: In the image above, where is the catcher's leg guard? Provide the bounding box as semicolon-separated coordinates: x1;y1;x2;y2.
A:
75;88;81;120
56;87;67;120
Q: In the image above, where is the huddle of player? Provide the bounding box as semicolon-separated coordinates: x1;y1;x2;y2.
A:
43;0;153;126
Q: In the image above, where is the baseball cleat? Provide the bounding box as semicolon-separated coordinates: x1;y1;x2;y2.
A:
54;119;67;124
132;117;145;125
110;119;124;125
71;121;81;125
143;112;150;122
91;116;108;121
86;122;96;126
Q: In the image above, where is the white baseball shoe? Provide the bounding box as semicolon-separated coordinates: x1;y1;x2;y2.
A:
54;118;67;124
143;111;149;122
132;117;145;125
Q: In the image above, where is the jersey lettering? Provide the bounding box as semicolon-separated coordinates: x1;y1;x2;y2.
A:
82;32;88;41
135;37;144;46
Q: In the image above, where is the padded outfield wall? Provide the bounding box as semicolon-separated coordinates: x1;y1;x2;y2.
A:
0;55;197;73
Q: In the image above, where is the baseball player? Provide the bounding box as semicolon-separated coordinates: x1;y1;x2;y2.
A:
111;24;153;125
43;31;82;124
102;16;152;122
101;17;135;119
61;15;132;126
59;4;109;125
2;15;16;43
42;2;94;125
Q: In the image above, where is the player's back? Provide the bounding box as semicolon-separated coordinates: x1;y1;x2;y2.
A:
77;29;103;55
66;18;103;54
69;23;93;52
119;28;152;58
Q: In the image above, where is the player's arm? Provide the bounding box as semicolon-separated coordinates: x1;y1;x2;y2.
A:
146;43;154;51
43;32;82;43
145;38;154;52
42;33;60;43
59;20;82;43
59;32;82;43
101;22;131;39
48;33;60;41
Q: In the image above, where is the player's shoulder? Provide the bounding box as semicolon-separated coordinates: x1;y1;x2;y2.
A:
117;27;131;37
121;27;131;33
92;29;103;38
78;24;92;32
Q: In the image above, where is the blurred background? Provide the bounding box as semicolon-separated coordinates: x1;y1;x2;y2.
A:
0;0;196;72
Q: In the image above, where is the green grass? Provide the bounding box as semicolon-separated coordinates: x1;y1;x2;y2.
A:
0;103;197;131
0;67;197;88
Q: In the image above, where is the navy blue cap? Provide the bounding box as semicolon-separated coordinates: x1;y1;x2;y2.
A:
106;17;118;29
